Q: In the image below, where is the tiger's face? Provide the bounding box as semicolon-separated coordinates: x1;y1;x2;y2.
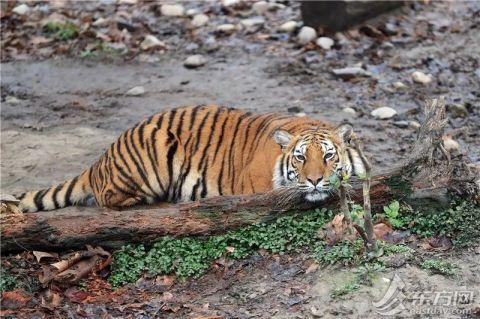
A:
273;125;354;202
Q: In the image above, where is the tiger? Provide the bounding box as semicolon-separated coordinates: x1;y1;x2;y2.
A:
17;105;367;213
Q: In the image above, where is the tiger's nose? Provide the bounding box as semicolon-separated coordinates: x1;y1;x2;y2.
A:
307;176;323;186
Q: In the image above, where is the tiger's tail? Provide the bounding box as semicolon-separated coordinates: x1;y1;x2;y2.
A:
17;169;94;213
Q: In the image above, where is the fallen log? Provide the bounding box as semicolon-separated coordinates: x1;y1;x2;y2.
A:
1;98;478;253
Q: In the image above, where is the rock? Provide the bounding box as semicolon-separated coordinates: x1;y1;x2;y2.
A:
5;96;21;105
126;86;146;96
279;21;298;33
240;17;265;28
409;121;421;129
392;120;410;128
92;17;109;27
160;4;185;17
371;107;397;120
140;35;166;51
185;42;199;52
411;71;433;85
295;112;307;117
186;8;200;16
221;0;240;7
380;41;395;50
252;1;269;14
443;136;460;153
332;67;371;80
316;37;334;50
191;14;209;27
184;55;207;68
297;26;317;45
216;24;236;34
447;103;468;118
342;107;357;116
12;4;30;15
287;106;302;113
118;0;137;4
393;81;407;90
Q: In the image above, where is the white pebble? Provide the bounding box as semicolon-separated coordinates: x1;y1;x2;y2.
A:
295;112;307;117
279;21;297;33
191;14;209;27
92;17;109;27
252;1;269;14
186;8;200;16
140;35;166;51
297;26;317;45
342;107;357;116
221;0;240;7
160;4;185;17
5;96;21;105
371;107;397;120
12;4;30;15
118;0;137;4
240;17;265;28
216;24;236;34
126;86;146;96
393;81;407;90
184;54;207;68
412;71;433;85
316;37;334;50
443;136;460;153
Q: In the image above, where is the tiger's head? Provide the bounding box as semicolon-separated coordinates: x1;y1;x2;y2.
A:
272;124;361;202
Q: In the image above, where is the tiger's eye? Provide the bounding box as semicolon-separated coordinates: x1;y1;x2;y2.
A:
295;154;305;162
324;152;335;160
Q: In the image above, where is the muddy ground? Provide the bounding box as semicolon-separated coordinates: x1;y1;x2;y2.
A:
1;0;479;318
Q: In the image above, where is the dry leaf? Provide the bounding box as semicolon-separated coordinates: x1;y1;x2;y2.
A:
33;251;58;263
305;263;319;274
1;290;32;310
373;223;394;240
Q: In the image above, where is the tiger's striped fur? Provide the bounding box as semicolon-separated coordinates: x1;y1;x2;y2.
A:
18;105;366;212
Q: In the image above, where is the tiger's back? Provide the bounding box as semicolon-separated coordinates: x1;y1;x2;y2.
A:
19;105;327;212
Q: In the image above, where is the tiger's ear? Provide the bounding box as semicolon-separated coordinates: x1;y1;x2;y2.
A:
335;124;354;143
273;129;292;148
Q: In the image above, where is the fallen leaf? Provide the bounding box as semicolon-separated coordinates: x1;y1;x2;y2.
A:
373;222;394;240
428;235;453;251
1;290;32;310
305;263;318;274
33;251;58;263
161;292;174;302
65;287;90;303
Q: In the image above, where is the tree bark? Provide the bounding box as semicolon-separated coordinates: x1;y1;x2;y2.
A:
1;98;478;253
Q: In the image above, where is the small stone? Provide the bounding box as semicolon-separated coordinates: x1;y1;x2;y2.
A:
342;107;357;116
221;0;240;7
316;37;334;50
412;71;433;85
252;1;269;14
279;21;297;33
371;107;397;120
447;103;468;118
92;17;109;27
184;54;207;68
5;96;21;105
393;81;407;90
186;8;200;16
12;4;30;15
380;41;395;50
393;120;409;128
287;106;302;113
191;14;209;27
409;121;421;129
126;86;145;96
140;35;166;51
216;24;236;34
240;17;265;28
118;0;137;4
332;67;371;80
295;112;307;117
443;136;460;153
160;4;185;17
297;26;317;45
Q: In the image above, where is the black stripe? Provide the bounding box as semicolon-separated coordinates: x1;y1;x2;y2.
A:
190;178;201;201
116;134;133;174
346;148;355;176
123;129;156;197
166;140;179;194
176;109;186;140
188;105;203;131
110;150;148;196
138;122;146;149
193;110;211;154
65;177;79;206
52;184;62;209
166;109;177;137
218;155;226;196
228;113;250;192
279;154;285;179
33;189;47;211
212;110;230;162
145;139;165;195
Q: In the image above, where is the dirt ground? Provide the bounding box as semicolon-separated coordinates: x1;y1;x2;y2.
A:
1;0;479;318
